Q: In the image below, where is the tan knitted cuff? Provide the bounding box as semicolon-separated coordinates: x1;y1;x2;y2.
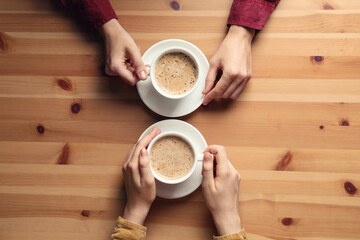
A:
111;216;147;240
213;229;247;240
116;216;147;232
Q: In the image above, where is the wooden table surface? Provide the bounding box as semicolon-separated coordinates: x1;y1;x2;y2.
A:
1;0;360;239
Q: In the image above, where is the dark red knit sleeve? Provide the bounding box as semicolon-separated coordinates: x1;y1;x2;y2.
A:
59;0;118;31
227;0;280;30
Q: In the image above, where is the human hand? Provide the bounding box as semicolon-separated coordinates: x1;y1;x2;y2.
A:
202;145;242;236
100;19;148;86
122;127;161;225
203;25;255;105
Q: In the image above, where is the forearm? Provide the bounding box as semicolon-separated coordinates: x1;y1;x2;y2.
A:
122;204;151;226
212;211;242;236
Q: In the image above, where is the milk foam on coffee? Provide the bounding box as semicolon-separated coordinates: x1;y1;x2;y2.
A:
154;52;198;95
150;135;194;180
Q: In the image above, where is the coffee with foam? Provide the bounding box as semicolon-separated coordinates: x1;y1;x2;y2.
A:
154;52;198;96
150;135;194;180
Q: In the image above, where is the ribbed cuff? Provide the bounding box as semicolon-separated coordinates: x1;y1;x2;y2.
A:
116;216;147;232
227;0;279;30
76;0;118;30
213;229;247;240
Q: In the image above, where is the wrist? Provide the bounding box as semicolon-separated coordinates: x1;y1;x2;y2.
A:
212;212;242;236
122;204;150;226
99;18;124;40
228;25;255;42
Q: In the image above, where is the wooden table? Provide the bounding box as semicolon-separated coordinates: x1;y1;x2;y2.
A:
1;0;360;239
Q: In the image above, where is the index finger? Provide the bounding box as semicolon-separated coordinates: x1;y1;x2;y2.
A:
126;127;161;179
203;145;229;176
203;75;231;106
117;65;139;86
202;63;219;95
124;127;160;166
137;127;161;150
127;45;144;69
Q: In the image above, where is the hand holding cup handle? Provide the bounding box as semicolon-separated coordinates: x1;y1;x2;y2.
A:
201;145;242;236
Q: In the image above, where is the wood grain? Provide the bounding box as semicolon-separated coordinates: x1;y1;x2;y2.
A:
1;141;360;173
1;76;360;103
0;0;359;239
3;32;360;57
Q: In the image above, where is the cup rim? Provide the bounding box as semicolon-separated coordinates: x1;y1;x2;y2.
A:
147;131;198;184
149;47;200;100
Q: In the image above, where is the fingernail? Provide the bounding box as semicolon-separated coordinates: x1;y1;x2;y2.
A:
153;127;160;134
140;70;147;80
140;148;147;157
145;65;151;75
204;153;211;162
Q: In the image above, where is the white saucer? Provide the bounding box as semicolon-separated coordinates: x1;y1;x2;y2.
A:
137;39;209;118
139;119;207;199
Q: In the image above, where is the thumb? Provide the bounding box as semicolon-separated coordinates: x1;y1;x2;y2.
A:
128;47;148;81
202;152;215;190
139;148;154;184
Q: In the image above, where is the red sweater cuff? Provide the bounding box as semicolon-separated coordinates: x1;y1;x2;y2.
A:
60;0;118;31
227;0;280;30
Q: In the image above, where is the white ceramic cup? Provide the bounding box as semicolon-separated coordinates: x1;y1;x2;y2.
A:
147;131;204;184
146;46;200;100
